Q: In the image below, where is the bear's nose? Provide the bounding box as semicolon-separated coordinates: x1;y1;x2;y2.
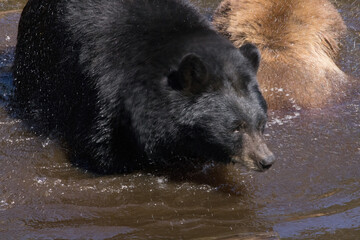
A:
260;154;275;170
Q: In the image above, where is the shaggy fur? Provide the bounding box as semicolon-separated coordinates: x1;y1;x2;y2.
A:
13;0;274;173
213;0;348;109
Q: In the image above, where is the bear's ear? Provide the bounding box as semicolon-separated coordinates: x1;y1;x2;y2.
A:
239;43;261;73
168;53;208;94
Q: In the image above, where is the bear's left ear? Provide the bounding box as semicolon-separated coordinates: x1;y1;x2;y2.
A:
239;43;261;73
168;53;208;94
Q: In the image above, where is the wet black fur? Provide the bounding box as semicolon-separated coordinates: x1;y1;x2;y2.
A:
13;0;268;173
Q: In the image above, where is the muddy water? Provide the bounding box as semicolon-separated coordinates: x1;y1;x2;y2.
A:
0;0;359;239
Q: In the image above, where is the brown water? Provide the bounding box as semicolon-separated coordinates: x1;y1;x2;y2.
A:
0;1;359;239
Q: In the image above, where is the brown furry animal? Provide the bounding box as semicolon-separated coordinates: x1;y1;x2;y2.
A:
213;0;348;109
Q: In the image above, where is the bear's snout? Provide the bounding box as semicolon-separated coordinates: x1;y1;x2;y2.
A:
249;133;275;172
232;133;275;172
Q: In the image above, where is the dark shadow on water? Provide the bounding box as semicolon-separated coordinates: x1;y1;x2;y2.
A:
146;161;251;196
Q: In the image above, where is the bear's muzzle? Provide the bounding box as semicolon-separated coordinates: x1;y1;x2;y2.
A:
232;132;275;172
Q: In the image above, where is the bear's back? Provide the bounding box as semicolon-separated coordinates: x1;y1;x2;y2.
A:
213;0;348;109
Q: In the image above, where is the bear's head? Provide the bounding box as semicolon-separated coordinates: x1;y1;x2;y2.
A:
158;43;275;172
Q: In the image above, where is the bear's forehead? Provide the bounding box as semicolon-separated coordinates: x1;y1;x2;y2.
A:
216;85;266;120
202;49;255;82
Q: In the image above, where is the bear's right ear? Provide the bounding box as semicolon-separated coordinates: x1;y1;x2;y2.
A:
239;43;261;73
168;54;208;94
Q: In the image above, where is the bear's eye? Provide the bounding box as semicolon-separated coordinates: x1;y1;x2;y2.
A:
234;122;247;134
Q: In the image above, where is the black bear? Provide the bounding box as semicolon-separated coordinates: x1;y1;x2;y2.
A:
13;0;274;174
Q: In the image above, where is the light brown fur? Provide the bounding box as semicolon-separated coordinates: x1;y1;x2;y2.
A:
213;0;348;109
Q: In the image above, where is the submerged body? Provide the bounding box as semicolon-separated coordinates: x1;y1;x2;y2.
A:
213;0;348;109
13;0;274;173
